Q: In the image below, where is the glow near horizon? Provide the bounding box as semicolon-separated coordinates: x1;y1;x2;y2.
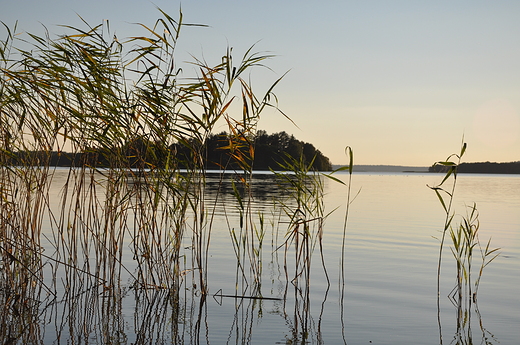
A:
2;1;519;166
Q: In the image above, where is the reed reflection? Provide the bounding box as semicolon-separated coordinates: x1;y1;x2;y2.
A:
448;295;498;345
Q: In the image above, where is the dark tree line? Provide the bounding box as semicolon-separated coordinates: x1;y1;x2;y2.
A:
429;161;520;174
9;131;333;171
253;130;331;171
174;130;332;171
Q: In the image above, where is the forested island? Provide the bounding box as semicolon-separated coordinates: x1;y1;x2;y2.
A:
429;161;520;174
201;130;332;171
9;131;332;171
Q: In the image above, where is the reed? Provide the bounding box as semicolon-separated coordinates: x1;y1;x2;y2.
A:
428;141;466;345
270;152;343;344
429;142;500;344
335;146;355;345
428;141;466;299
0;9;291;343
448;204;500;345
429;143;499;301
449;203;500;305
274;154;327;284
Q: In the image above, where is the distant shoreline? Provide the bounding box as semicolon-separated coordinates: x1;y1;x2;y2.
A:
332;165;429;173
429;161;520;174
332;162;520;174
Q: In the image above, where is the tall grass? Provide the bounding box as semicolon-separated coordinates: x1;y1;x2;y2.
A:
271;153;332;343
0;10;293;343
448;203;500;345
428;141;467;301
336;146;355;345
429;142;500;344
448;203;500;305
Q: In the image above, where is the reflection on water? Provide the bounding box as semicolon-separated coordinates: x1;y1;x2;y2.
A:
447;293;499;345
1;170;519;344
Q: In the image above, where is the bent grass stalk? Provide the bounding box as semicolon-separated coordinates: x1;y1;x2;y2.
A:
428;141;466;297
330;146;356;345
428;141;466;345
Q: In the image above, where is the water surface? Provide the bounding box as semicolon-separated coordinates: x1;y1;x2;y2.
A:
33;171;520;344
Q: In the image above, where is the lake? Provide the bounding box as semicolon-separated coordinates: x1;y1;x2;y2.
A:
4;169;519;344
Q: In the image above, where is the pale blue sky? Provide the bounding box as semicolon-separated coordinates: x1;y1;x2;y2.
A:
2;1;520;165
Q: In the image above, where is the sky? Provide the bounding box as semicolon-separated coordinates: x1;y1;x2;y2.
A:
2;1;520;166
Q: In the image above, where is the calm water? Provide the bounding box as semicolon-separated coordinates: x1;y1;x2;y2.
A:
36;171;520;344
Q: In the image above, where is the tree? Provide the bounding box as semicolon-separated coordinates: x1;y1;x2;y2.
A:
203;130;332;171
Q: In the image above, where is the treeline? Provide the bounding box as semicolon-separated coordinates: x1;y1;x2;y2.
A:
429;161;520;174
202;130;332;171
8;130;332;171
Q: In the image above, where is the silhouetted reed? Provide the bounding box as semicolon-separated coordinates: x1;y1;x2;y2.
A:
429;142;500;345
448;203;500;306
